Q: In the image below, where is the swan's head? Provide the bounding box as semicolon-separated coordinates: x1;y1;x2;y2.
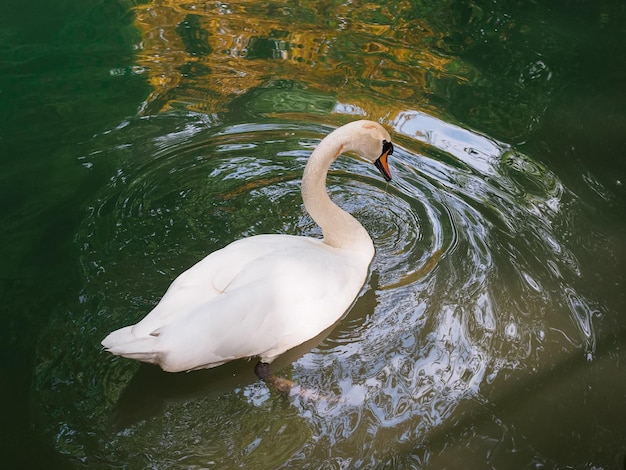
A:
342;120;394;182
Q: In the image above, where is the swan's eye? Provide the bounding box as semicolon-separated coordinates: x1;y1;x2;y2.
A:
382;140;394;156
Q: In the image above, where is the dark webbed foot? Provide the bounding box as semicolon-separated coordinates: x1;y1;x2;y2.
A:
254;361;294;395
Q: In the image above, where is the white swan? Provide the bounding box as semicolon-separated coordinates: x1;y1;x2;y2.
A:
101;120;393;387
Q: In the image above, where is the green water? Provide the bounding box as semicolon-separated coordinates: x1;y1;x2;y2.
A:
1;0;625;468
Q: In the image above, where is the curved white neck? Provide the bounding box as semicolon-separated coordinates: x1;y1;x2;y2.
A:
301;131;374;255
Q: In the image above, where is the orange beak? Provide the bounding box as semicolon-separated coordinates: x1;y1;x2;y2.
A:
374;141;393;181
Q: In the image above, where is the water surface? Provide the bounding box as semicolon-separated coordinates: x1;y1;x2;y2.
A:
2;0;626;468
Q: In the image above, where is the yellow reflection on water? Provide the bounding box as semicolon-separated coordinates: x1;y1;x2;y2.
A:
133;0;474;117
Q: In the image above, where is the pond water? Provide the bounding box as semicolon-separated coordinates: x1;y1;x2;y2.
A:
2;0;626;468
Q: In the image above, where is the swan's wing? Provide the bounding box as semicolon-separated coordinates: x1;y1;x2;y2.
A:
129;235;299;336
104;234;370;371
154;245;366;371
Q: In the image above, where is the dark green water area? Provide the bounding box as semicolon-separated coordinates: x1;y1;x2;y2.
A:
1;0;625;467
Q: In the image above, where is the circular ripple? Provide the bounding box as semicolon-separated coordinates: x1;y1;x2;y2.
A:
34;113;598;467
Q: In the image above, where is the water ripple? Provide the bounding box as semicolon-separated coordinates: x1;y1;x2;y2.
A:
34;112;597;467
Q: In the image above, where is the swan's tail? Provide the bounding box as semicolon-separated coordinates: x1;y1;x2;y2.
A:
101;326;161;364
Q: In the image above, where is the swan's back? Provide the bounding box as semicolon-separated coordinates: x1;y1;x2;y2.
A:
102;234;373;372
